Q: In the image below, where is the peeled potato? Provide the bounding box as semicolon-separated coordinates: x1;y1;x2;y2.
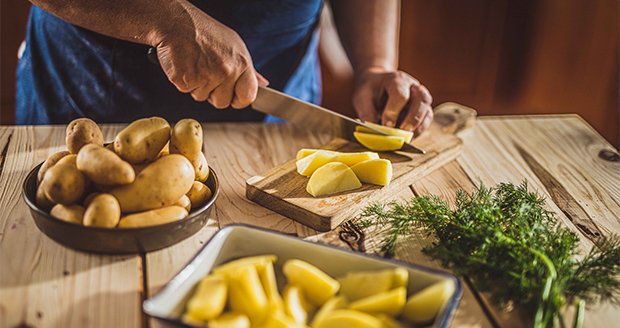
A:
350;159;393;186
283;285;314;325
208;312;251;328
228;265;269;324
334;151;379;166
355;122;414;143
349;287;407;316
212;255;277;277
314;309;382;328
282;259;339;306
296;148;322;160
258;261;282;306
306;162;362;197
311;296;348;328
353;132;405;151
296;150;338;176
186;274;227;321
338;268;408;301
375;314;403;328
402;279;456;325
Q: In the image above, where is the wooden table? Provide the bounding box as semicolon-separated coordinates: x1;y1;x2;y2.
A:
1;115;619;327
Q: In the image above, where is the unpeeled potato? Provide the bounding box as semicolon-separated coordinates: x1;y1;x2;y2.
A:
50;204;85;224
186;181;212;209
114;116;170;164
77;144;135;186
118;206;188;228
37;150;70;183
65;118;104;154
83;194;121;228
56;154;77;167
42;163;87;204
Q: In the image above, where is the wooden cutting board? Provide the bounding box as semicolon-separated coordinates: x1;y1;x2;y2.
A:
246;102;477;232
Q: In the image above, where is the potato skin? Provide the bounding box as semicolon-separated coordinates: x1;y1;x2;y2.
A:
118;206;188;228
186;181;213;209
66;118;104;154
83;194;121;228
114;117;171;164
37;150;71;183
110;154;194;213
77;144;135;186
56;154;77;167
50;204;85;224
174;195;192;212
36;181;55;211
191;152;210;182
42;163;87;204
170;119;203;158
82;192;101;207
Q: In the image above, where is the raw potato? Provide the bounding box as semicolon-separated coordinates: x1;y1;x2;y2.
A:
42;163;87;204
283;285;314;325
402;279;456;325
186;181;212;209
311;296;348;328
306;162;362;197
114;116;171;164
82;192;101;207
191;152;210;182
228;265;268;324
37;150;70;183
170;118;203;158
110;154;194;212
83;194;121;228
36;182;55;211
314;309;382;328
158;142;169;158
56;154;77;167
349;287;406;316
186;275;227;321
334;152;379;167
213;255;277;276
174;195;192;212
296;150;338;176
77;144;135;185
208;313;250;328
353;132;405;151
355;122;414;143
296;148;322;160
118;206;188;228
50;204;85;224
66;118;104;154
283;259;340;306
339;268;408;301
350;159;393;186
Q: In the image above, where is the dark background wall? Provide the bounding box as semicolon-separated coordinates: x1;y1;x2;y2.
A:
2;0;619;147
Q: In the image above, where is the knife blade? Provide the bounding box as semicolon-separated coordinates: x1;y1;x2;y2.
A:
252;87;425;154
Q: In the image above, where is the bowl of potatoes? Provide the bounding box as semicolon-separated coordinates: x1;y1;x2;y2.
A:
143;225;462;328
22;117;219;254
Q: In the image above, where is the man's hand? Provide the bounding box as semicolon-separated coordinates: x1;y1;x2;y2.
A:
154;6;268;109
353;68;433;135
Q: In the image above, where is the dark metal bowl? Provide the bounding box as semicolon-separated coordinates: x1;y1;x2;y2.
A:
22;162;220;255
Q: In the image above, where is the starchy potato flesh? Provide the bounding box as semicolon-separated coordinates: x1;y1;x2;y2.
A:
296;150;338;176
338;267;409;301
349;287;406;316
353;132;405;151
402;279;456;324
355;122;414;143
208;312;250;328
350;159;393;186
310;296;347;328
306;162;362;197
283;259;340;306
186;275;227;321
314;309;382;328
228;265;269;324
212;255;277;276
375;314;403;328
283;285;314;325
296;149;379;167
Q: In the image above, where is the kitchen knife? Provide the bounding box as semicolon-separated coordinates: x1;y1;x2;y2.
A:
252;86;426;154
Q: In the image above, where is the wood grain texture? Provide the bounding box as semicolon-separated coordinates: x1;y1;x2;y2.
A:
0;126;142;328
246;103;477;231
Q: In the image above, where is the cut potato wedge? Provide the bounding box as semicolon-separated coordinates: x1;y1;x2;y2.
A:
350;159;393;186
296;150;339;176
334;152;379;166
314;309;382;328
402;279;456;325
355;122;414;143
228;265;269;324
209;312;251;328
311;296;348;328
283;259;340;306
349;287;406;316
353;132;405;151
186;275;227;321
306;162;362;197
338;268;408;301
212;255;277;276
283;285;314;325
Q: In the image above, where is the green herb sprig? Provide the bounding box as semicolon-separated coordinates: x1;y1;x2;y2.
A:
358;181;620;328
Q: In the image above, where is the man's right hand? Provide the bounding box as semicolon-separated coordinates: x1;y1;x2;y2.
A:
154;5;268;109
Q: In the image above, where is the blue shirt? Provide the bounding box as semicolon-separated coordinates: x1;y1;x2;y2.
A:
16;0;322;124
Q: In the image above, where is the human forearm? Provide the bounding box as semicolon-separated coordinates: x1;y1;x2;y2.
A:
331;0;400;74
29;0;200;47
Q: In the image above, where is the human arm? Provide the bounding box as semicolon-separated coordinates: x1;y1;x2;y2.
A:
330;0;433;134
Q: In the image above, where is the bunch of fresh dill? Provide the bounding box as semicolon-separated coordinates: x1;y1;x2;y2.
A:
357;181;620;328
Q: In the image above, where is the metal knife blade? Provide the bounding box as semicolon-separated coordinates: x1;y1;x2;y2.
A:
252;87;425;154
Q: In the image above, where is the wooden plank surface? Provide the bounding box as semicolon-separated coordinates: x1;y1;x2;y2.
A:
0;126;142;328
246;103;477;231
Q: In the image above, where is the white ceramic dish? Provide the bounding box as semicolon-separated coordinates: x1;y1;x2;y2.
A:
143;224;463;327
